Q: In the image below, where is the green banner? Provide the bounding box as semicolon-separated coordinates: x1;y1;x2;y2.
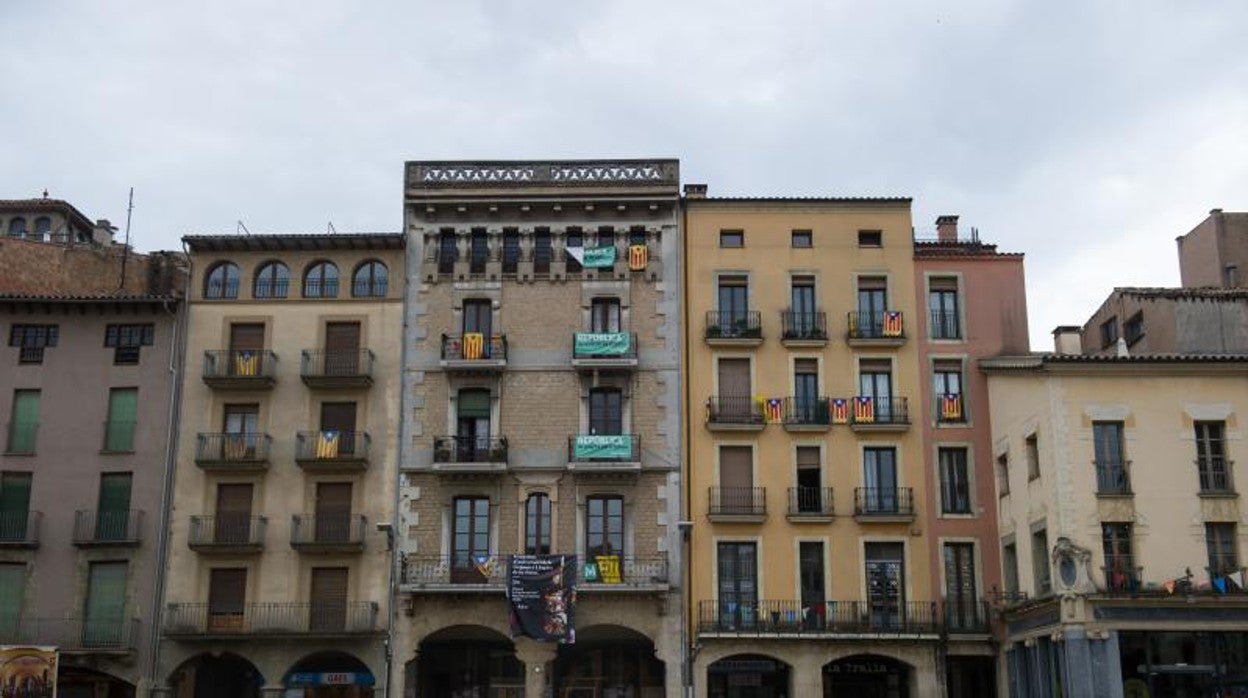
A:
575;332;631;356
582;246;616;268
574;435;633;460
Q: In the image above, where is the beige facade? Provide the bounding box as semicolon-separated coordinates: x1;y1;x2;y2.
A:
984;354;1248;696
396;160;684;697
683;194;957;696
157;234;404;697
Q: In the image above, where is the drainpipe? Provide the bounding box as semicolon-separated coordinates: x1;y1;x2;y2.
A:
680;197;694;698
385;227;415;698
145;246;190;696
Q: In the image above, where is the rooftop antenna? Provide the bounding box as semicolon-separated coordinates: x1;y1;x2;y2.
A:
327;221;337;234
118;187;135;290
237;220;252;236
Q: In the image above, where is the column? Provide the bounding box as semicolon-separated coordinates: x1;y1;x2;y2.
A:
515;638;557;698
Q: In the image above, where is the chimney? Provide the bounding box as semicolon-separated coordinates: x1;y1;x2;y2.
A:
92;219;116;246
936;215;959;243
1052;326;1083;355
684;184;708;199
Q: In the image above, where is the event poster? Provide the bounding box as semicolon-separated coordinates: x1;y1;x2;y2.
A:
507;554;577;643
0;647;57;698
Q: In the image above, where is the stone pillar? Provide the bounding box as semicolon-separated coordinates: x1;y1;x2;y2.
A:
515;638;557;698
518;227;534;280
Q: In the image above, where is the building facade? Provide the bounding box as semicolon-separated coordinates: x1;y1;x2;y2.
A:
1079;286;1248;357
0;211;185;697
683;189;966;696
158;234;404;698
394;159;684;697
1177;209;1248;289
913;215;1029;695
983;348;1248;697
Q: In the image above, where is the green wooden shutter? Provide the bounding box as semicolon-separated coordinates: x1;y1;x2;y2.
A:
0;473;31;541
0;563;24;635
84;561;127;646
8;390;39;453
457;390;491;418
97;474;132;541
106;389;138;452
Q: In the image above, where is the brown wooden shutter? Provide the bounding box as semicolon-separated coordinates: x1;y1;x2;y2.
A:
215;484;253;544
208;568;247;621
719;446;753;488
315;483;352;542
228;324;265;351
324;322;361;375
796;446;820;469
310;567;348;631
319;403;357;432
717;359;751;397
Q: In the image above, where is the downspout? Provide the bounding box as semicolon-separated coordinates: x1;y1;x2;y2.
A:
680;196;694;698
385;228;414;698
146;246;190;694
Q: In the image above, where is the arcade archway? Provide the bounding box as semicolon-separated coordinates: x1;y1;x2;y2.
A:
414;625;524;696
707;654;790;698
283;651;375;697
57;667;134;698
553;624;665;696
822;654;911;698
168;652;263;698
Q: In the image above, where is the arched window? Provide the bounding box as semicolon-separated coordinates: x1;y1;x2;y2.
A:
7;217;27;237
303;261;339;298
253;261;290;298
33;217;51;241
352;260;388;297
204;262;240;299
525;493;551;555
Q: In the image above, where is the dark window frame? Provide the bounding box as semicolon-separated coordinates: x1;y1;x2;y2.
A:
303;261;340;299
791;230;812;248
9;324;59;364
525;492;551;555
718;230;744;248
204;262;240;300
351;260;388;297
939;447;971;515
253;261;290;299
104;324;155;365
857;230;883;247
585;495;624;558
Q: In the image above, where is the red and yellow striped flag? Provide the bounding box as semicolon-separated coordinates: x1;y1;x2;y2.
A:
882;311;903;337
854;396;875;423
831;398;849;424
941;393;962;421
462;332;484;360
764;398;784;423
628;244;648;271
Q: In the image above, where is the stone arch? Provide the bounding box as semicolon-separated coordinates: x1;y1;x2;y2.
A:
57;666;135;697
554;624;665;695
413;624;523;697
282;650;376;695
167;652;264;698
707;653;791;698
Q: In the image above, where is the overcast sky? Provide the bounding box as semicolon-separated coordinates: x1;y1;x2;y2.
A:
3;1;1246;347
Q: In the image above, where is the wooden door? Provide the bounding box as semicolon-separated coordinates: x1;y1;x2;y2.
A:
320;402;357;454
309;567;348;631
215;484;253;544
324;322;361;375
208;568;247;631
314;482;352;543
717;358;751;420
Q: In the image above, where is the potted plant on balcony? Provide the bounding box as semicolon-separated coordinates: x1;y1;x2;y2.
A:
490;438;508;463
434;439;452;463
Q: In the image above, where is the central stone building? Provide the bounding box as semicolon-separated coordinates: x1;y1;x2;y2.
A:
396;160;684;697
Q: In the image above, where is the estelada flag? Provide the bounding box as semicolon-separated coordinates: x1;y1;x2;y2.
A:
940;393;962;420
234;350;258;376
462;332;484;360
316;430;340;458
882;311;903;337
628;244;647;271
764;398;784;423
830;398;850;424
854;396;875;423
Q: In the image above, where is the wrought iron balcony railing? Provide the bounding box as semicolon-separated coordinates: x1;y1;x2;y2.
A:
401;554;507;587
781;311;828;341
943;598;991;633
1102;557;1143;594
300;349;374;386
782;397;830;426
0;617;139;651
163;602;380;637
847;310;905;340
441;334;507;362
787;487;834;517
0;511;41;547
705;311;762;341
1094;460;1132;495
194;432;271;469
849;396;910;426
295;431;370;469
1198;458;1235;494
708;487;766;517
707;396;765;426
697;600;940;635
433;436;509;464
202;350;278;387
290;514;367;551
188;515;267;551
853;487;915;518
72;509;142;545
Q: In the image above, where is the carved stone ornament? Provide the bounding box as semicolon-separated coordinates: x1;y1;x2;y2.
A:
1051;536;1096;596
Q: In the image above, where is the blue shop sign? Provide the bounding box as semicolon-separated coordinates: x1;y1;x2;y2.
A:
287;672;375;687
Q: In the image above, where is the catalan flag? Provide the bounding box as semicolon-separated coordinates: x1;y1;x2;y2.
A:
941;393;963;421
882;311;903;337
854;396;875;423
316;430;340;459
764;398;784;423
462;332;484;360
234;350;258;376
628;244;648;271
830;398;850;424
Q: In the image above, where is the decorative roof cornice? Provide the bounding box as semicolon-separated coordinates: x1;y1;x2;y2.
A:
183;233;404;253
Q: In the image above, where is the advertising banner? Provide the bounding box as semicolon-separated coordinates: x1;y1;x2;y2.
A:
573;332;631;356
0;647;57;698
582;555;622;584
573;435;633;460
507;554;577;642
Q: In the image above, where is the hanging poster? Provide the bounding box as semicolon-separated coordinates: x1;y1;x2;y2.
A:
0;647;57;698
581;246;616;268
573;332;631;356
573;435;633;460
507;554;577;642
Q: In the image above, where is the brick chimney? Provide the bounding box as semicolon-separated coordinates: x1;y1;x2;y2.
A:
936;215;959;243
1052;326;1083;355
684;184;708;199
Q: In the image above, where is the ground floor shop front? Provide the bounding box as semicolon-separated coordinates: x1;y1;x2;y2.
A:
155;639;385;698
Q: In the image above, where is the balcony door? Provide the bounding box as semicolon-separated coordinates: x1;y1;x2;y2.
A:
800;542;826;627
863;447;898;512
315;482;352;543
791;276;817;336
456;389;491;461
0;563;25;637
215;484;253;544
857;278;888;336
451;497;490;583
944;543;978;630
324;322;361;376
591;298;621;333
588;388;623;436
320;402;357;455
462;299;492;337
794;358;819;422
718;446;753;513
717;277;749;334
859;360;894;421
717;358;751;421
717;542;758;628
207;568;246;632
309;567;348;632
865;542;905;628
223;404;259;459
83;561;127;647
95;473;132;541
0;472;32;542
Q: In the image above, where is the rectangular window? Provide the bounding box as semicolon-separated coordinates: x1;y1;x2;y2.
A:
862;447;898;513
215;483;254;544
1196;421;1231;493
8;324;58;364
525;493;551;555
857;230;882;247
1093;421;1129;494
469;229;488;274
859;358;896;422
588;389;623;435
590;298;621;333
719;230;744;248
96;473;133;542
0;563;24;635
314;482;353;543
939;447;971;514
791;230;812;248
793;358;819;422
1100;317;1119;348
1026;434;1040;481
1032;527;1051;595
565;229;583;273
586;495;624;558
309;567;349;632
855;277;889;339
533;229;552;274
799;541;825;613
717;445;754;513
451;497;490;583
1124;311;1144;346
717;542;757;628
794;446;822;513
996;452;1010;496
104;324;155;364
933;359;965;423
1102;523;1134;591
865;542;905;626
502;229;520;274
207;568;247;631
785;276;821;340
462;299;493;338
1207;523;1239;576
944;543;978;630
104;388;138;452
6;390;39;454
928;277;961;339
438;230;457;274
0;473;32;542
1002;542;1019;594
84;561;128;645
